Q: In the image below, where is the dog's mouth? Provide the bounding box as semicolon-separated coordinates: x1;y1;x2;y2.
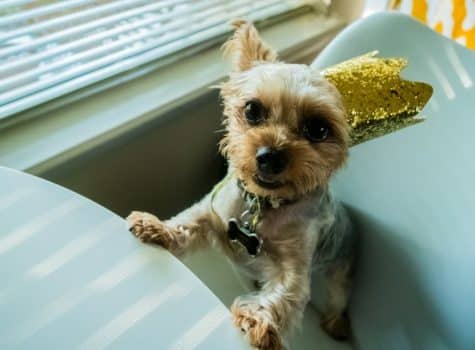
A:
252;174;284;189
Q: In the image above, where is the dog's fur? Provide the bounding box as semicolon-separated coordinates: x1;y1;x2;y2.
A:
127;21;355;350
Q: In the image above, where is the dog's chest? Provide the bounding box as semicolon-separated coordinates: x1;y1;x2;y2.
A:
226;204;317;280
258;208;301;237
213;178;330;259
225;198;314;256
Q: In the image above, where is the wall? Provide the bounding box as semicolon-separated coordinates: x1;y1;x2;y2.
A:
42;90;226;219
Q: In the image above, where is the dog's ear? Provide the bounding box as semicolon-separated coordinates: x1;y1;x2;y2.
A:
223;20;277;72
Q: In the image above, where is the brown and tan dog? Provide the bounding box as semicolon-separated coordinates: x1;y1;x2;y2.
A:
127;20;355;350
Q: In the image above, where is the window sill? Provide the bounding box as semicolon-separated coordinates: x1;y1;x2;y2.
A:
0;11;346;175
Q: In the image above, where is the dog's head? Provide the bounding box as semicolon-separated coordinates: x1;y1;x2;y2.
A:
219;21;349;200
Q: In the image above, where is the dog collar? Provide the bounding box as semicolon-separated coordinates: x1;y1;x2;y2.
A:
227;180;296;257
236;180;297;209
210;174;296;257
229;186;266;257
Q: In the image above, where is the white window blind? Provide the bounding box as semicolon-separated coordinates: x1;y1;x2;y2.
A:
0;0;328;121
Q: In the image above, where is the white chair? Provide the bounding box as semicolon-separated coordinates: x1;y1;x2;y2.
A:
313;12;475;350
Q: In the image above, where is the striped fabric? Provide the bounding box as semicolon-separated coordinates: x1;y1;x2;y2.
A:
391;0;475;49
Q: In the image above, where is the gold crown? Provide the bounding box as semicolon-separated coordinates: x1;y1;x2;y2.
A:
322;51;433;145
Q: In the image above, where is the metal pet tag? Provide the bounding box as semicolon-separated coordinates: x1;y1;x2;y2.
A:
228;218;262;257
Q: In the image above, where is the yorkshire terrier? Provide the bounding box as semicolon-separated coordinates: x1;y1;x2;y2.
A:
127;20;355;350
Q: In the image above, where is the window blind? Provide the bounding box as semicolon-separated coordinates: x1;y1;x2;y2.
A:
0;0;327;121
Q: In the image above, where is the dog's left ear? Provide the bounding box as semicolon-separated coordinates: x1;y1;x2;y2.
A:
223;20;277;72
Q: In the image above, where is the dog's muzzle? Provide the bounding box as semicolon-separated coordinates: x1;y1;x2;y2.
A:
256;147;288;175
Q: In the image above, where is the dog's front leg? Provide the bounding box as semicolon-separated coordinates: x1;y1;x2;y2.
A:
127;195;221;257
231;259;311;350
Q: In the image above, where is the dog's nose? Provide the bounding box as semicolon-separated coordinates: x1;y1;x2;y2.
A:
256;147;288;175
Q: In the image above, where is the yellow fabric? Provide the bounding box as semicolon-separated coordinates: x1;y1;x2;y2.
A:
397;0;475;49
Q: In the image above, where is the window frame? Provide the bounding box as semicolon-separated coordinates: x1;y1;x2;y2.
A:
0;9;346;174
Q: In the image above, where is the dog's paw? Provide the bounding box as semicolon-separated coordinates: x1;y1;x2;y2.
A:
231;300;283;350
126;211;174;249
320;311;351;341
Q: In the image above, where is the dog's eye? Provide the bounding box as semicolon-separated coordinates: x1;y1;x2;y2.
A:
244;100;265;125
302;118;330;143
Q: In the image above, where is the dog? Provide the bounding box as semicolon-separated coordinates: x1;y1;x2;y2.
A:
127;20;355;350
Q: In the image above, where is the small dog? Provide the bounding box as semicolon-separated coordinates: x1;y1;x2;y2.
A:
127;20;355;350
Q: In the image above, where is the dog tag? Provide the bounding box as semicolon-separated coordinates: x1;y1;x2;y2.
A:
228;218;262;257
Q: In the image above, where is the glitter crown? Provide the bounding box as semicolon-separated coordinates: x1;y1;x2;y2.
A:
322;51;433;145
